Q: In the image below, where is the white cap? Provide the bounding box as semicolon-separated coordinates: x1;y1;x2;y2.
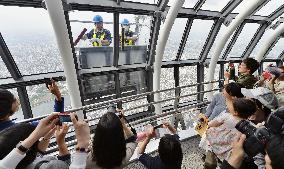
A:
241;87;279;110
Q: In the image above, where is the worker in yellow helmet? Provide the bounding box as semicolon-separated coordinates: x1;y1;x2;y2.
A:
82;15;112;46
120;19;138;46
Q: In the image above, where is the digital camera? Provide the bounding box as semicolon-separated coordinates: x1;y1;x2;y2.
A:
235;107;284;157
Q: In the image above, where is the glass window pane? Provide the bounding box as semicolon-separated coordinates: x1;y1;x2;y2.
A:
181;19;214;60
118;14;150;65
204;64;220;91
207;24;236;59
250;24;284;58
163;18;187;61
160;68;175;107
0;59;11;78
0;6;63;75
228;23;259;58
70;11;114;68
201;0;231;12
266;38;284;59
255;0;284;16
168;0;199;8
27;82;71;118
179;66;197;103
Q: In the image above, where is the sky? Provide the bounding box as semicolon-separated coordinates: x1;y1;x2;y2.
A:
0;0;283;35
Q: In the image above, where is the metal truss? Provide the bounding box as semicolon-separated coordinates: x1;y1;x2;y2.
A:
193;0;206;12
222;21;246;59
199;19;223;62
241;23;269;58
176;18;194;61
278;50;284;61
220;0;243;17
262;37;281;60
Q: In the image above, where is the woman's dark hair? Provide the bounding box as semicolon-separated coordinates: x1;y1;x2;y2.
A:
92;112;126;168
233;98;256;119
225;82;244;98
0;89;16;119
242;58;259;74
158;135;183;168
0;123;39;169
267;135;284;169
253;99;271;118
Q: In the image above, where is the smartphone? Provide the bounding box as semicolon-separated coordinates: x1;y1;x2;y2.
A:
58;113;72;123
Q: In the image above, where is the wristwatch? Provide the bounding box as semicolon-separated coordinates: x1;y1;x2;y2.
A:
75;146;90;153
16;141;29;153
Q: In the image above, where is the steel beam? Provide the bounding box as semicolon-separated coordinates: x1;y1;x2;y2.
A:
199;19;223;61
113;12;120;67
176;19;194;61
17;87;33;119
220;0;243;17
241;22;269;58
262;36;281;60
222;21;246;59
193;0;206;12
268;4;284;22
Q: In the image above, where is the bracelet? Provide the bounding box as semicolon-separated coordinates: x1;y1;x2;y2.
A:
16;142;29;153
40;137;50;142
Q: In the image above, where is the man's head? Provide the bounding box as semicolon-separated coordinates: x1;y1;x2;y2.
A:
0;89;19;120
223;82;244;99
121;19;130;32
238;58;259;75
93;15;103;31
158;135;183;168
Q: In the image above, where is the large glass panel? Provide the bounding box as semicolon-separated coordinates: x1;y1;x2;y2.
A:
228;23;259;58
118;14;150;65
163;18;187;61
160;68;175;107
168;0;199;8
0;59;11;78
70;11;114;68
26;82;71;118
201;0;231;12
0;5;63;75
204;64;220;91
266;38;284;59
255;0;284;16
181;19;214;60
179;66;197;103
207;24;236;59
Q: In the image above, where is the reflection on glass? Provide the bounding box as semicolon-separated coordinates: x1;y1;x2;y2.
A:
228;23;259;58
179;66;197;103
163;18;187;61
119;70;147;95
0;6;63;75
266;39;284;59
182;19;214;60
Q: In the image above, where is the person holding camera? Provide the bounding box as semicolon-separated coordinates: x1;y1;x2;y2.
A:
85;108;137;169
0;112;91;169
137;122;183;169
221;106;284;169
0;80;65;132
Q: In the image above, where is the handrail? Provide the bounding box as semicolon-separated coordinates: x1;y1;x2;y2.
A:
18;80;222;123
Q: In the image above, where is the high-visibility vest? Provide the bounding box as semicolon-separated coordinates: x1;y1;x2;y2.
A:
92;29;106;47
121;31;135;46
